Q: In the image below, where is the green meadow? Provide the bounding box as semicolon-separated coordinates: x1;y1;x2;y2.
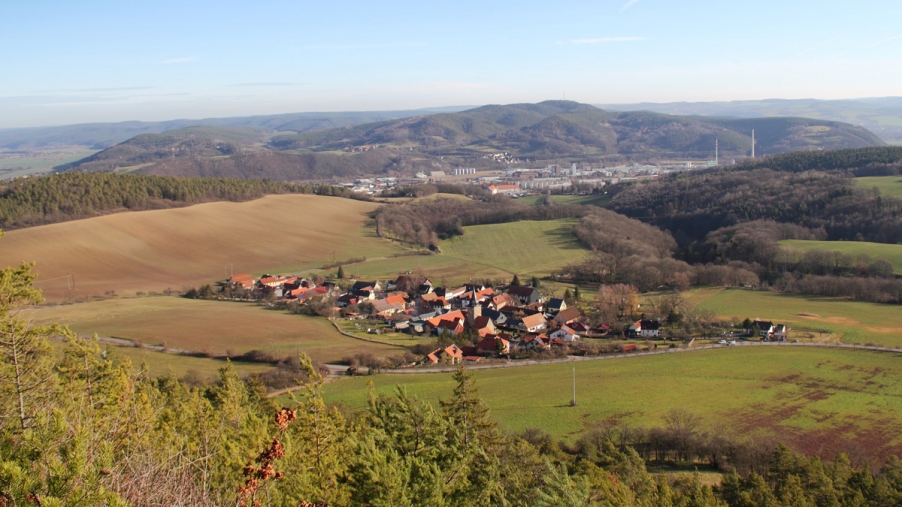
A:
780;239;902;274
439;219;588;277
855;176;902;198
689;287;902;347
324;347;902;457
326;219;590;284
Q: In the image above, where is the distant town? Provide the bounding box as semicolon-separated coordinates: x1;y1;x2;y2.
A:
339;158;729;196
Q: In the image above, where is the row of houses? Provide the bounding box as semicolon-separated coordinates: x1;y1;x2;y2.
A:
227;273;336;303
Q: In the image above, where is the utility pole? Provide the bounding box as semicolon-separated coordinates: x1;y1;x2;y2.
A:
570;367;577;406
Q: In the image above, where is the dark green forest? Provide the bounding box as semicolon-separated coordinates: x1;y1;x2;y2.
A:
732;146;902;174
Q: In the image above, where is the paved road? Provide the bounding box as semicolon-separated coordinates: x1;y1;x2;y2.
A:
383;341;902;374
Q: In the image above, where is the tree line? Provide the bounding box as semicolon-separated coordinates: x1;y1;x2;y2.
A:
730;146;902;174
558;208;902;303
0;172;368;229
608;169;902;245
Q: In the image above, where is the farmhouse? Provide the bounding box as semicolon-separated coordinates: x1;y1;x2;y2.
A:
546;298;567;314
476;335;510;356
423;344;464;365
629;319;661;338
552;307;582;327
228;274;255;289
773;324;790;341
507;286;543;305
520;333;550;351
750;319;775;338
517;312;548;332
549;325;579;342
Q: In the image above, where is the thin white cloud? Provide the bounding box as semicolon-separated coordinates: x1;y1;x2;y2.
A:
158;57;196;64
561;37;647;45
620;0;641;12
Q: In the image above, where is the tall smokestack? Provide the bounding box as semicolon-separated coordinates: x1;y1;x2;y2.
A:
715;138;719;165
751;130;755;158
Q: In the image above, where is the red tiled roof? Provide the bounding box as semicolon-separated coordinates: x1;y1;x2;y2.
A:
427;310;465;328
521;313;547;329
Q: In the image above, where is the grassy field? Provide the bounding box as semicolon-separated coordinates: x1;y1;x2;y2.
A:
689;287;902;347
0;194;405;301
855;176;902;198
515;194;609;207
780;239;902;274
24;297;406;365
439;219;588;277
324;347;902;459
109;346;273;380
0;148;97;178
313;219;591;285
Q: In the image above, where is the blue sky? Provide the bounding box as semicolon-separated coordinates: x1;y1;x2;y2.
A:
1;0;901;128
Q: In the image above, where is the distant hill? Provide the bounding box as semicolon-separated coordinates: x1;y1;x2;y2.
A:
598;97;902;144
62;126;268;172
61;101;885;181
270;100;884;159
0;106;473;150
63;126;450;180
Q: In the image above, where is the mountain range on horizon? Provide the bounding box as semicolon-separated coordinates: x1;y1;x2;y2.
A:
50;100;885;182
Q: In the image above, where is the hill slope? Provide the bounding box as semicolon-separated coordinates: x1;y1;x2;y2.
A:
269;100;883;159
0;107;473;150
62;101;885;180
0;194;403;301
599;97;902;144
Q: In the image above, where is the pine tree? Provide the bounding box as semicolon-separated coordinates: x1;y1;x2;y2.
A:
0;246;57;431
510;274;521;286
337;265;345;279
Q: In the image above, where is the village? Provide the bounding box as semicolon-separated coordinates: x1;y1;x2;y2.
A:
219;270;792;369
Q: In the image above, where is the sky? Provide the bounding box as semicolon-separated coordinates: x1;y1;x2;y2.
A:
1;0;901;128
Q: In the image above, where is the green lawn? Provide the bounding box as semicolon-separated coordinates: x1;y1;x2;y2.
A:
690;287;902;347
439;219;588;277
780;239;902;274
855;176;902;198
324;347;902;459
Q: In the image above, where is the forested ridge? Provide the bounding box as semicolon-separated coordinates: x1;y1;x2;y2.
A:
731;146;902;174
609;169;902;245
0;172;365;229
5;255;902;505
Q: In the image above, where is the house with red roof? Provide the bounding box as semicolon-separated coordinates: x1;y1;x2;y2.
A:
518;313;548;333
228;274;256;289
550;325;579;342
476;335;510;356
422;344;464;365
